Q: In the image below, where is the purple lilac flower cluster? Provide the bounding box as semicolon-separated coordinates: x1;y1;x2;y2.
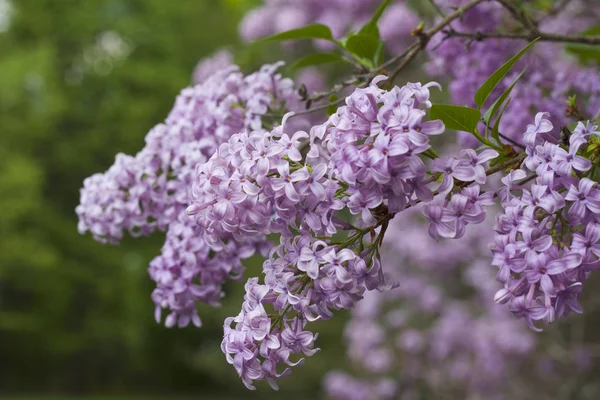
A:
187;77;447;389
148;214;272;328
427;0;600;146
77;63;299;327
492;113;600;331
239;0;418;52
424;148;498;239
308;78;445;221
325;210;537;400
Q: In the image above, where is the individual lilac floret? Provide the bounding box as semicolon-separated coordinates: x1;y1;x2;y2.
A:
523;112;554;147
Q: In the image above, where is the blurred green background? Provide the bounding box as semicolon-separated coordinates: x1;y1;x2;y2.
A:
0;0;347;398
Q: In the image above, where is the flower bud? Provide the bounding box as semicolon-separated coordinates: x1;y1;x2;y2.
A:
494;288;512;304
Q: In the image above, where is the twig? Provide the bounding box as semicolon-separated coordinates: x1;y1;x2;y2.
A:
538;0;572;23
264;0;490;119
302;76;364;104
494;0;539;33
443;29;600;45
424;0;489;39
387;45;422;86
384;0;489;81
262;97;346;119
499;132;525;149
377;41;422;73
485;151;526;176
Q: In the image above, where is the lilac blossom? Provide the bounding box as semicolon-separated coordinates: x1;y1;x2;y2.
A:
77;63;300;326
424;148;498;239
326;210;542;399
492;113;599;330
427;0;600;146
210;78;447;389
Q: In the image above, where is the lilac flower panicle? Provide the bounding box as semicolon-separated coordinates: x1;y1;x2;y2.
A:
326;210;539;399
492;112;600;330
201;77;449;389
425;147;499;239
78;63;300;327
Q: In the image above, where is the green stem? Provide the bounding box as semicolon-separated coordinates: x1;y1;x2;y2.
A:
423;148;440;160
271;278;311;328
472;129;504;152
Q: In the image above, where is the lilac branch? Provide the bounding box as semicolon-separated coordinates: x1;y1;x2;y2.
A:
443;29;600;45
265;0;491;118
494;0;539;32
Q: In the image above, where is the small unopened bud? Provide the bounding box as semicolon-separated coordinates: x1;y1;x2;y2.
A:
298;83;308;100
560;126;571;146
544;307;555;324
411;21;425;37
165;313;177;328
494;288;512;304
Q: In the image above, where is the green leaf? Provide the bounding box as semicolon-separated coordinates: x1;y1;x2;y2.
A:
483;69;525;125
587;134;600;152
422;148;440;160
344;33;382;67
373;40;385;67
483;68;526;140
491;97;512;143
430;104;481;134
358;0;392;38
289;52;348;71
566;44;600;64
474;38;538;109
257;24;336;43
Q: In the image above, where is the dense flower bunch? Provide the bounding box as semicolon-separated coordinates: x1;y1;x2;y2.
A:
77;63;296;243
492;113;600;330
240;0;418;52
423;148;498;239
77;63;300;327
75;0;600;393
325;210;538;399
427;0;600;145
188;77;451;389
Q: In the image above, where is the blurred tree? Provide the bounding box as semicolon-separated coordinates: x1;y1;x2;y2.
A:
0;0;237;395
0;0;348;398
